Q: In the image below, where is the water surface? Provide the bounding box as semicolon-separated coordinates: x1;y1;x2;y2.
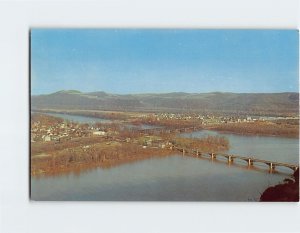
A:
31;155;288;201
42;112;112;124
181;130;299;166
40;112;160;130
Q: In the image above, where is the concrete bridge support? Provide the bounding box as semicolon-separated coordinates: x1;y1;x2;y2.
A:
247;158;253;166
268;163;275;172
228;155;234;163
172;146;298;173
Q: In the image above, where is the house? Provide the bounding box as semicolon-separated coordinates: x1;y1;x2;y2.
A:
159;143;166;149
43;135;51;142
145;139;152;146
93;131;106;136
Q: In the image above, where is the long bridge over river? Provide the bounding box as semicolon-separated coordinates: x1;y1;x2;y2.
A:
173;146;299;173
131;125;298;173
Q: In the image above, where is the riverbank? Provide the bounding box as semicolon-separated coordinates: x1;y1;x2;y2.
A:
31;136;229;177
260;169;299;202
31;141;174;176
208;121;299;138
32;108;138;121
32;109;299;138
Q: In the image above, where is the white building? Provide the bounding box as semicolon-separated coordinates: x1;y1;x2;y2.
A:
93;131;106;136
43;135;51;142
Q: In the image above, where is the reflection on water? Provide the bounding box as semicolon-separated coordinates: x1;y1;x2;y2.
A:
181;130;299;165
31;155;289;201
39;112;112;124
124;123;162;130
38;112;160;130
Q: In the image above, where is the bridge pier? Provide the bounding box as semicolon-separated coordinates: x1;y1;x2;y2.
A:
268;163;275;172
228;155;234;163
171;146;298;173
247;158;253;166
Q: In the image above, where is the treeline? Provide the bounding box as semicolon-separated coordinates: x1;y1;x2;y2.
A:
31;142;173;176
31;133;230;176
172;136;229;152
31;136;109;155
131;118;203;129
210;122;299;138
69;111;129;120
31;113;63;126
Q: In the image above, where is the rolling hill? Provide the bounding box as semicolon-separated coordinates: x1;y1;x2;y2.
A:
31;90;299;116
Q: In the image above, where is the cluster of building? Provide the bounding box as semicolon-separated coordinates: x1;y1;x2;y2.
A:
31;116;175;154
149;113;261;125
31;120;117;143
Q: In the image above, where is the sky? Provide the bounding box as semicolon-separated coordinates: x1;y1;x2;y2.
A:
31;29;299;95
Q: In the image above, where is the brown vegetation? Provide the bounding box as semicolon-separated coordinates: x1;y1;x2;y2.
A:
31;113;63;126
209;121;299;138
31;133;230;176
131;118;203;129
31;136;109;155
31;142;173;176
172;136;229;153
260;169;299;202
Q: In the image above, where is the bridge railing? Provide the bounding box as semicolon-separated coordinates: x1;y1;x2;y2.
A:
172;146;298;172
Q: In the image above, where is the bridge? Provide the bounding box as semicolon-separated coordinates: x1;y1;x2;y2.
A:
173;146;298;173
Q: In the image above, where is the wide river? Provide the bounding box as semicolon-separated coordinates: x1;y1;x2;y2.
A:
38;112;160;130
31;113;299;201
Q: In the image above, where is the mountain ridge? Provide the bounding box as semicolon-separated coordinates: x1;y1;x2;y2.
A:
31;90;299;116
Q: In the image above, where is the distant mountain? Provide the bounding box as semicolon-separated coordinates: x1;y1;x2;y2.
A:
31;90;299;116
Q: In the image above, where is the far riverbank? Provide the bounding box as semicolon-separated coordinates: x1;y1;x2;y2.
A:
32;109;299;139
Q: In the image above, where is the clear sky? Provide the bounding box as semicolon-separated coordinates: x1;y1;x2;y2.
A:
31;29;299;95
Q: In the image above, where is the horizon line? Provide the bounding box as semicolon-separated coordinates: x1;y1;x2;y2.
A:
31;89;299;96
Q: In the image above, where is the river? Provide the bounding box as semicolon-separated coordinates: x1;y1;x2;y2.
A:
31;114;299;201
39;112;159;130
39;112;112;124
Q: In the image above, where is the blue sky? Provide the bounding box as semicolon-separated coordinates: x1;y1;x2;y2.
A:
31;29;299;95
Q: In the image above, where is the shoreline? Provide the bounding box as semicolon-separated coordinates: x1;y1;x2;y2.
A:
205;122;299;139
31;140;176;177
260;168;299;202
31;110;299;139
31;150;175;177
206;127;299;139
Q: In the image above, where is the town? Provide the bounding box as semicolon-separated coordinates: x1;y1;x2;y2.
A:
31;110;299;143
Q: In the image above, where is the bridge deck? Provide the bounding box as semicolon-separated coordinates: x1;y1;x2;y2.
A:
173;146;298;171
